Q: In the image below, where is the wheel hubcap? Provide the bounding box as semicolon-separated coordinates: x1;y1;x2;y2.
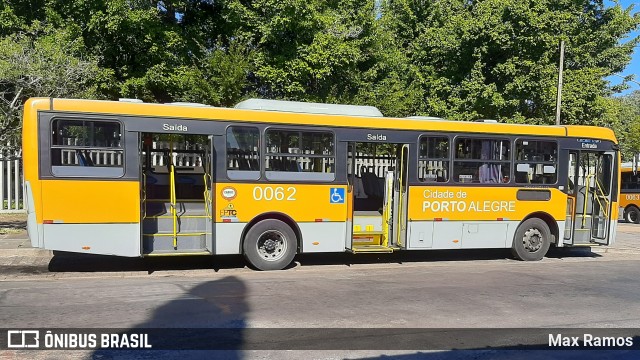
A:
522;228;543;252
256;230;287;262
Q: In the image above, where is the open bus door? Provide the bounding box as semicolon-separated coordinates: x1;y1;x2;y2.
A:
346;142;409;253
390;144;409;248
141;133;213;255
564;150;614;246
345;142;356;250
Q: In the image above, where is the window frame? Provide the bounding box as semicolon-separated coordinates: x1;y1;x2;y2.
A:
49;118;125;178
513;138;559;185
417;134;451;183
225;125;262;181
621;171;640;191
452;135;512;185
263;127;336;182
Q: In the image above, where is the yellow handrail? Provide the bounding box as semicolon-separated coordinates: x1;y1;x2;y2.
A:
203;172;212;220
168;137;178;250
582;174;592;227
382;172;393;247
169;163;177;249
395;145;408;248
142;171;147;220
593;176;610;218
583;173;610;229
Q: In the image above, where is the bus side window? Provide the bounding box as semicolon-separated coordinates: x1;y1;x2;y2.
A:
226;126;260;180
515;140;557;185
265;129;335;181
50;119;124;178
418;136;449;182
453;137;510;184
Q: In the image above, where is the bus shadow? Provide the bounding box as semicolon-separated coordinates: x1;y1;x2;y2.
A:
46;246;603;273
92;275;248;358
295;249;512;267
546;247;603;259
295;247;602;268
48;251;249;273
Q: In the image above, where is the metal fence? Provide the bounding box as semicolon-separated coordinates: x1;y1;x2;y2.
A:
0;153;24;213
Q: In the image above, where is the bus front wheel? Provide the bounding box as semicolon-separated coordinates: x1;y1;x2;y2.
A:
624;206;640;224
511;218;551;261
243;219;297;270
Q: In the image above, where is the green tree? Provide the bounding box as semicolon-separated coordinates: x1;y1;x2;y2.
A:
0;0;250;107
222;0;378;102
0;23;104;153
610;91;640;160
380;0;640;123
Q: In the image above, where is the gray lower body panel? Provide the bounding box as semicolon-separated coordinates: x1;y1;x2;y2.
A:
407;220;521;250
43;223;141;257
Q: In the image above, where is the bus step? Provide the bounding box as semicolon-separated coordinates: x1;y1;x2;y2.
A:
144;201;207;216
353;232;383;246
353;231;383;236
145;215;210;219
348;245;395;254
143;232;208;237
145;199;206;203
143;233;207;253
143;216;208;233
143;249;211;257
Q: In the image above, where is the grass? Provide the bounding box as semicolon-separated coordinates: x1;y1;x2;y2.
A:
2;200;24;208
0;227;24;235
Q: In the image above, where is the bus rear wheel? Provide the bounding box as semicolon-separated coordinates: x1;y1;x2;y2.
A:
624;206;640;224
511;218;551;261
243;219;297;271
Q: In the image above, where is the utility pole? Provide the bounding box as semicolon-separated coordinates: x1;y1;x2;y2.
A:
555;40;565;126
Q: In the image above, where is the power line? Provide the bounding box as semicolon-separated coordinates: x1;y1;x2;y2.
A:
612;74;640;87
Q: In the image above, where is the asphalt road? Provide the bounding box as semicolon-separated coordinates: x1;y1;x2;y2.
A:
3;252;640;359
3;253;640;328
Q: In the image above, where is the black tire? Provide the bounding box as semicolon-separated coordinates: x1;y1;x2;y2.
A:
624;206;640;224
243;219;297;271
511;218;551;261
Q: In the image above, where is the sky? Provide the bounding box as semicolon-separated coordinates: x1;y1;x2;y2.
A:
607;0;640;95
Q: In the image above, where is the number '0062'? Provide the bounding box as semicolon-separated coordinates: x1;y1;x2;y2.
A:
253;186;297;201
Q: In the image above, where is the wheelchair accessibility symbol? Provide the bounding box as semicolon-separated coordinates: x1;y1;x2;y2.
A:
330;188;345;204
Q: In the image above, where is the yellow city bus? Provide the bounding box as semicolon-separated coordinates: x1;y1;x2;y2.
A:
620;164;640;223
22;98;620;270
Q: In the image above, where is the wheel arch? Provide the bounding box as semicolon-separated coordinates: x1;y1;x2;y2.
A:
624;204;640;223
241;212;303;253
519;211;559;245
624;204;640;212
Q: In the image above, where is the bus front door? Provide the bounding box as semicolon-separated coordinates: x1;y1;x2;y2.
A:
564;151;614;246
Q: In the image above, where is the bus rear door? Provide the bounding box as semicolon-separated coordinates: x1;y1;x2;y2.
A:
141;133;213;255
346;142;409;253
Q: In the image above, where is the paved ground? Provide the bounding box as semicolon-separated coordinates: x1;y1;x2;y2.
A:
2;250;640;359
610;222;640;252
